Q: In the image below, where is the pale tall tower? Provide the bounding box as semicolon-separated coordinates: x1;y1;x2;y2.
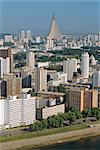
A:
36;36;41;43
63;58;77;81
90;55;96;66
0;57;10;77
46;37;54;50
81;52;89;78
93;67;100;88
20;30;25;41
48;15;61;40
26;51;35;69
35;67;47;93
46;15;61;50
26;30;31;41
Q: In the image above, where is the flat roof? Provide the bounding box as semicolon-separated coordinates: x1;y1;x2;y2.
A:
37;91;65;96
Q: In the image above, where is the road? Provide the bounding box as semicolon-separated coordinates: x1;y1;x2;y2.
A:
1;126;100;150
0;126;28;136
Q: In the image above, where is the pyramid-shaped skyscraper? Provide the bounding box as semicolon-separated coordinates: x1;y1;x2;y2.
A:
48;15;61;40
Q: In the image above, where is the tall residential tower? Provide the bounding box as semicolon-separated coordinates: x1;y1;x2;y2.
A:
81;52;89;78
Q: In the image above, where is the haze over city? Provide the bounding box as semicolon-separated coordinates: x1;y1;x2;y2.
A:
0;0;100;34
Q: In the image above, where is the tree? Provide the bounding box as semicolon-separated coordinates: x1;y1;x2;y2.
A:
47;117;54;128
91;108;97;117
41;119;48;129
27;90;36;96
36;121;43;131
67;111;76;123
58;84;66;93
69;107;82;119
96;112;100;120
82;109;92;118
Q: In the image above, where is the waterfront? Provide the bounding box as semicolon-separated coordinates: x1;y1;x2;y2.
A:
38;136;100;150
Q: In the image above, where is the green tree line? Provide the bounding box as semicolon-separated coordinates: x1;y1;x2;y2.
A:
30;107;100;132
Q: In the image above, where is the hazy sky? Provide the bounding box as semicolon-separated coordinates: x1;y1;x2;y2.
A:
0;0;100;35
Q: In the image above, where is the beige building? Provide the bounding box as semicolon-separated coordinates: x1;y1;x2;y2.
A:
37;104;65;120
1;74;22;97
26;51;35;69
35;67;47;93
0;47;13;73
98;92;100;107
68;88;98;112
68;89;84;112
84;89;98;109
48;15;61;40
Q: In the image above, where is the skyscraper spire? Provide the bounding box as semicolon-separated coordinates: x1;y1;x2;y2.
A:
48;15;61;40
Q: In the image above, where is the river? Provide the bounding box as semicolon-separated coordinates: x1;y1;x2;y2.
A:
37;136;100;150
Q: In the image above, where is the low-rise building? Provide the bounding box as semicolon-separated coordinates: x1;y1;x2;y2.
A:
37;104;65;120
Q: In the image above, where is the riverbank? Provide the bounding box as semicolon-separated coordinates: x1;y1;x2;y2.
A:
18;134;100;150
1;125;100;150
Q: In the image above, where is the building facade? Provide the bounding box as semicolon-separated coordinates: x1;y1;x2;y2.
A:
0;94;36;128
81;52;89;78
63;58;77;81
35;67;47;93
68;88;98;112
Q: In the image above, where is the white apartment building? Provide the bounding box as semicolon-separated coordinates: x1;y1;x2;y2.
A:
0;57;10;77
36;35;41;43
4;35;13;43
46;38;54;50
26;30;32;41
20;30;25;41
0;39;4;46
90;55;96;66
63;58;77;81
93;68;100;88
81;52;89;78
0;94;36;128
37;62;49;68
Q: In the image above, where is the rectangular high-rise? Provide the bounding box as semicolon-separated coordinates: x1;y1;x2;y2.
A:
1;75;22;97
0;47;13;73
26;51;35;69
63;58;77;81
68;88;98;112
35;67;47;93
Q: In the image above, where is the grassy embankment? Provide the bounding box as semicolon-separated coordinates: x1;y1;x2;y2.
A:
0;124;87;143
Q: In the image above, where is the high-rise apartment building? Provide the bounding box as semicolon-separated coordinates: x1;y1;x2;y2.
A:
0;94;36;128
84;89;98;109
81;52;89;78
35;67;47;93
4;35;13;43
26;30;31;41
0;47;13;73
1;75;22;97
0;57;10;77
26;51;35;69
68;88;98;112
63;58;77;81
93;67;100;88
46;38;54;50
68;89;84;112
36;35;41;43
20;30;25;41
90;55;96;66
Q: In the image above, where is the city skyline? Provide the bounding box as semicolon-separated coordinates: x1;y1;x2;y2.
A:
0;0;100;35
